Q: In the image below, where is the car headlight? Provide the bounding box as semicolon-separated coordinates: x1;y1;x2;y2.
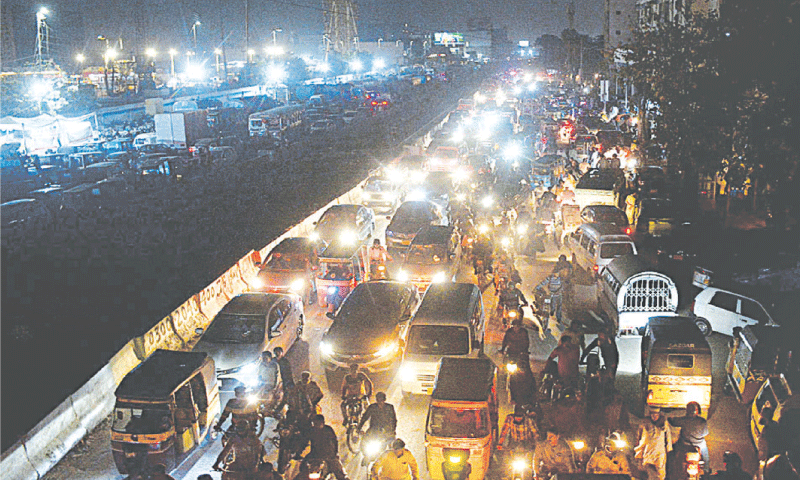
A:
501;237;511;248
400;364;416;382
375;342;399;358
290;279;305;292
432;271;446;283
481;195;493;208
396;270;408;282
506;362;518;374
251;277;264;289
517;224;528;235
512;458;527;471
478;224;490;234
247;393;260;405
572;440;586;451
340;230;357;244
320;341;334;357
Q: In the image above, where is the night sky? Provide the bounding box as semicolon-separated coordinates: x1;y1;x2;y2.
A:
4;0;602;67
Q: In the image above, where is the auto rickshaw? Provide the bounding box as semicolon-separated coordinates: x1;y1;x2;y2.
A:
426;357;498;480
556;202;581;246
315;240;368;308
111;350;220;474
726;325;795;404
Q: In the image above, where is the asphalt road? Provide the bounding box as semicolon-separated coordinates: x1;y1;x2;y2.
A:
43;219;758;479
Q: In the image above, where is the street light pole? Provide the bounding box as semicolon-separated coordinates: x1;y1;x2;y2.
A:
192;21;201;54
272;28;282;46
169;49;177;78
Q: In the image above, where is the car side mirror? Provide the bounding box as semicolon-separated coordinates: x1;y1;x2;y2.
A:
312;221;317;226
195;327;204;335
326;312;336;320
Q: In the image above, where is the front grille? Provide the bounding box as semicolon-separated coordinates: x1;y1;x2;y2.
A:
417;374;436;382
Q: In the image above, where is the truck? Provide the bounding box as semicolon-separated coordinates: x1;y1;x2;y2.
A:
154;111;210;149
248;104;304;141
574;168;619;210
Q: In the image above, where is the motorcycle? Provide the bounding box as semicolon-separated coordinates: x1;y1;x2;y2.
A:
369;261;388;280
343;395;367;454
508;452;533;480
302;458;334;480
499;302;523;328
684;446;704;480
533;287;551;330
441;448;472;480
360;429;393;466
569;438;591;473
581;347;605;413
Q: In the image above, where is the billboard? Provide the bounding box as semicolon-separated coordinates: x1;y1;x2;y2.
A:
433;32;465;46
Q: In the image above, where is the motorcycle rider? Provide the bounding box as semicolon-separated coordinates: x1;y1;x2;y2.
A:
533;426;577;478
502;318;530;359
295;371;324;416
300;414;350;480
213;420;268;476
669;401;710;478
536;271;565;324
257;350;279;395
552;254;573;279
216;386;264;434
507;358;537;407
497;282;529;327
586;433;632;475
582;330;619;395
546;336;581;393
370;438;419;480
498;404;536;454
369;239;392;278
340;364;373;425
358;392;397;440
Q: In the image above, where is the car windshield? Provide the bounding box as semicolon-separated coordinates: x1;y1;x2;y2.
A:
203;313;265;343
407;325;469;355
266;253;306;270
405;244;448;265
320;261;354;279
319;208;355;227
365;180;392;192
591;208;627;225
427;405;490;438
112;405;172;434
577;170;617;190
336;284;411;326
600;243;634;259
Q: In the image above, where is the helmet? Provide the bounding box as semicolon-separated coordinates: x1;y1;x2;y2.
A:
375;392;387;402
558;254;567;262
604;432;624;454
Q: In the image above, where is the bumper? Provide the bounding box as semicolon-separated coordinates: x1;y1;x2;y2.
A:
321;350;400;374
399;362;439;394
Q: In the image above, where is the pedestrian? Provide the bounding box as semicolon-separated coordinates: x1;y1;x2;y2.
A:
670;401;710;477
581;330;619;382
635;407;672;480
709;451;750;480
625;191;640;227
273;346;295;391
757;406;782;463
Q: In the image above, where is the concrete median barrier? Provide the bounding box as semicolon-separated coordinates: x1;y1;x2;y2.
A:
132;315;183;360
70;364;116;435
107;340;141;385
238;250;262;290
197;264;242;320
168;295;209;347
0;442;38;480
23;399;86;479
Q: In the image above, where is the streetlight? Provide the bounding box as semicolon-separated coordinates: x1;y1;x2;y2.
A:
191;21;201;54
267;63;286;101
247;49;255;63
145;48;157;59
214;48;222;76
35;8;49;65
168;48;177;78
272;27;283;46
75;53;85;63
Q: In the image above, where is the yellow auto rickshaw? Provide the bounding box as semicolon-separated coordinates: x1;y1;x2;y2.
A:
426;357;498;480
111;350;220;474
315;240;368;308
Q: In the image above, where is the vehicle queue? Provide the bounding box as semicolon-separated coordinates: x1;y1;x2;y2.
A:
111;68;797;480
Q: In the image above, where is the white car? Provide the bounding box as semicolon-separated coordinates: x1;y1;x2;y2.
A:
692;287;775;337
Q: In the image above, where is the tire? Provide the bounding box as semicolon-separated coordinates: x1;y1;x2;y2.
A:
346;425;361;454
695;317;712;337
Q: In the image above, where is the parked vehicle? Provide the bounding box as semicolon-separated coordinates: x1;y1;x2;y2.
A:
691;287;776;337
111;350;220;474
154;110;210;149
641;316;712;416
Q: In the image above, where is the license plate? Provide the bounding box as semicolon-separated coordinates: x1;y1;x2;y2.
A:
125;452;137;458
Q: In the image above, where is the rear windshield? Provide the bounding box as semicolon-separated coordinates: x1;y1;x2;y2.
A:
204;314;265;344
427;405;490;438
407;325;469;355
667;354;694;369
406;244;448;265
576;170;617;190
592;209;627;225
599;242;633;259
112;405;171;434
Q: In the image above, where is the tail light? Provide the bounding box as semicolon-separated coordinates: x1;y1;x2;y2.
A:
624;227;633;235
592;264;599;274
690;300;695;313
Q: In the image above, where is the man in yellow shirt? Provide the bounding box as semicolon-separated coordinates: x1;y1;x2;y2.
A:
370;439;419;480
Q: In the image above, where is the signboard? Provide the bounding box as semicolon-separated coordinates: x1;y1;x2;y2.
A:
518;40;530;47
434;32;465;46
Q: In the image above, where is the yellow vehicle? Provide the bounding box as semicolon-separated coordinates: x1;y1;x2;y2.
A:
726;325;791;404
641;317;712;417
111;350;220;474
425;357;498;480
750;373;799;445
315;240;369;308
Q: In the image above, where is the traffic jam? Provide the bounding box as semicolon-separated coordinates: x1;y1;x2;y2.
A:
74;69;796;480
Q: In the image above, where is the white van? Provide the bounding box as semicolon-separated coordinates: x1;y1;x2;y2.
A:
567;223;637;276
133;132;157;149
399;283;484;396
598;254;679;335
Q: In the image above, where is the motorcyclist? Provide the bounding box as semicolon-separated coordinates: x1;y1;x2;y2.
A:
498;404;536;453
533;426;577;478
551;255;573;281
471;229;494;276
669;401;710;478
536;271;565;324
497;282;528;327
340;364;373;425
502;318;530;359
358;392;397;439
370;438;419;480
256;350;279;395
369;239;392;277
295;371;324;416
586;433;632;475
507;356;537;407
213;420;268;476
546;336;581;393
301;414;350;480
216;386;264;434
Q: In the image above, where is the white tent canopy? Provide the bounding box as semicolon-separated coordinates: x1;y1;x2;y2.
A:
0;113;96;154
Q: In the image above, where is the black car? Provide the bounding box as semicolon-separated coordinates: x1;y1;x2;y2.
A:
385;201;448;256
319;281;420;383
254;237;325;304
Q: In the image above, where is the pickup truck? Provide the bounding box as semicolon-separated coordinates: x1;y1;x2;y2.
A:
574;168;618;210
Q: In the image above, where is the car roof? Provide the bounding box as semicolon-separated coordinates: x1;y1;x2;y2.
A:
580;223;632;238
324;204;361;214
432;357;494;402
115;350;210;401
414;283;478;324
410;225;454;245
1;198;37;207
218;293;285;315
272;237;314;254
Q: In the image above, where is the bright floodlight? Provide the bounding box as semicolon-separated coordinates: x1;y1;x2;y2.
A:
350;59;363;71
30;81;52;99
373;58;386;70
267;63;286;84
504;143;522;159
75;53;85;63
185;63;205;80
37;8;49;20
169;48;177;55
145;48;157;58
105;48;117;60
318;62;330;73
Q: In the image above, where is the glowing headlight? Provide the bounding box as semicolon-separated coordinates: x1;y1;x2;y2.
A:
481;196;493;208
239;362;260;387
309;473;321;480
613;439;628;449
339;230;357;244
456;193;467;202
251;277;265;289
407;190;426;201
478;224;490;234
397;270;409;282
516;224;528;234
512;458;527;471
501;237;511;247
432;272;446;283
327;286;338;295
364;439;383;456
247;393;259;405
449;456;463;464
309;231;320;242
508;310;518;318
376;342;398;358
320;341;334;356
572;440;586;450
506;363;518;374
290;279;305;292
400;364;416;381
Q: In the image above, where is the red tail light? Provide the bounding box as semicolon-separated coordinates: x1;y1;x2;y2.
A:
624;227;633;235
593;264;599;273
690;300;695;313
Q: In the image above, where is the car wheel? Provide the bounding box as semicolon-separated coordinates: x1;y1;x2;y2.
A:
695;317;712;336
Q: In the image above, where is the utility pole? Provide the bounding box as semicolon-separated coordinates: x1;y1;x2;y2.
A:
244;0;250;62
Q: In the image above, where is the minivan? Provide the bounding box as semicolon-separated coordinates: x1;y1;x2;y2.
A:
399;283;485;396
567;223;637;275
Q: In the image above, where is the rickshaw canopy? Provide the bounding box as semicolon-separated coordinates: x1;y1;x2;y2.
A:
115;350;213;402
